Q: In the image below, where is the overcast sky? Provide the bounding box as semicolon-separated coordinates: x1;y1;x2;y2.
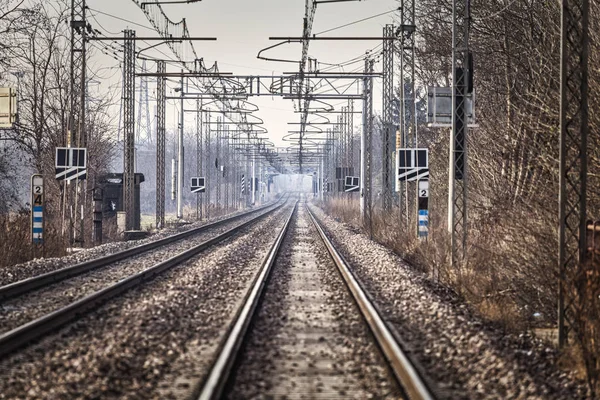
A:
86;0;398;147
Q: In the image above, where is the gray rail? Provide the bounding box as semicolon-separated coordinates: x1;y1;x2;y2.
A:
0;200;287;358
196;201;298;400
307;207;435;400
0;197;285;301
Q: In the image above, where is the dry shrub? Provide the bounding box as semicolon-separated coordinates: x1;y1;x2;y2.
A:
321;196;545;333
568;257;600;394
0;209;67;269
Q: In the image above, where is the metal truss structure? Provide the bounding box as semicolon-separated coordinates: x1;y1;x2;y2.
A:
155;60;166;229
69;0;87;147
382;24;395;212
66;0;88;245
136;72;372;100
136;59;152;146
449;0;470;266
196;99;203;220
399;2;417;231
558;0;590;347
204;111;211;219
361;58;375;230
123;29;136;231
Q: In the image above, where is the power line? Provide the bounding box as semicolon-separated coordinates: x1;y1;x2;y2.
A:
88;7;156;31
314;8;399;36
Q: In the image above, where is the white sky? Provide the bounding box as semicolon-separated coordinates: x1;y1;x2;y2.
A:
86;0;398;147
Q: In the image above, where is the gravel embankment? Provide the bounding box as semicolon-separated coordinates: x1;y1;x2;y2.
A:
309;204;589;400
228;204;400;399
0;205;282;335
0;201;278;288
0;203;293;400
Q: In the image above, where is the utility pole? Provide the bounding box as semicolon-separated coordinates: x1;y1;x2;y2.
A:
448;0;471;266
123;29;136;231
136;59;152;145
196;98;203;220
252;152;256;205
177;71;184;219
221;125;231;212
215;117;223;215
360;57;374;232
67;0;87;245
382;24;395;213
156;60;166;229
348;99;354;179
558;0;590;347
205;111;211;219
400;2;417;233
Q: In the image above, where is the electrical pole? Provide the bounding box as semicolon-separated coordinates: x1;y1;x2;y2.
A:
156;60;166;229
196;98;203;220
177;71;184;219
448;0;471;266
360;57;374;233
136;59;152;145
205;111;211;219
216;117;222;212
382;24;395;213
67;0;87;246
252;151;256;205
558;0;590;347
400;1;417;233
123;29;136;231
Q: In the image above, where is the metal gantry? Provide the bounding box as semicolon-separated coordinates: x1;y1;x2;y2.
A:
123;29;136;231
382;24;395;213
558;0;590;347
155;60;166;229
448;0;470;266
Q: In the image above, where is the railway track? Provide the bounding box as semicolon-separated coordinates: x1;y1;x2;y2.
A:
0;197;289;358
197;200;435;400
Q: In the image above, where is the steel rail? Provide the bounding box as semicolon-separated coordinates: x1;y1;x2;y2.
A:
0;197;286;301
306;207;435;400
196;201;298;400
0;200;288;358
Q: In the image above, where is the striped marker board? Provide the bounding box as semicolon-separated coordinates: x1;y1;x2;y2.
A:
31;174;44;244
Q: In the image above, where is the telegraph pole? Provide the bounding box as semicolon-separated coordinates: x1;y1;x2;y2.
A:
558;0;590;347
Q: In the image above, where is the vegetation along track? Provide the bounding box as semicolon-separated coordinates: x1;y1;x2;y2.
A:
0;197;289;358
197;200;435;400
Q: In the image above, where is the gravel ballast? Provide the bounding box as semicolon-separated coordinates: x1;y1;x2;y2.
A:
0;201;279;288
0;204;281;335
309;204;588;400
228;204;400;399
0;203;294;399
